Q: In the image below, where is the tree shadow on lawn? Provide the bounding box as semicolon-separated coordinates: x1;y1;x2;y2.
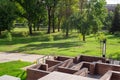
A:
0;35;67;45
0;33;74;45
11;41;83;53
108;52;120;60
107;35;120;39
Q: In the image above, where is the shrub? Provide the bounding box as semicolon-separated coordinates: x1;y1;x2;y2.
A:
48;35;54;42
96;32;106;42
78;33;83;41
6;31;12;41
22;31;29;37
114;31;120;37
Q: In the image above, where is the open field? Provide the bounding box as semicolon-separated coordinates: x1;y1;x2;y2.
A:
0;28;120;60
0;61;31;80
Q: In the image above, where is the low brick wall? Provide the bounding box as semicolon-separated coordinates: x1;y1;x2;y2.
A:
26;55;120;80
46;59;62;68
57;67;77;74
73;68;88;77
111;71;120;80
95;63;120;75
54;56;73;61
60;59;73;68
27;68;50;80
79;55;106;63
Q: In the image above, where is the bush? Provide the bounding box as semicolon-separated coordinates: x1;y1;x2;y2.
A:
22;31;29;37
78;33;83;41
96;32;106;42
114;31;120;37
48;35;54;42
5;31;12;41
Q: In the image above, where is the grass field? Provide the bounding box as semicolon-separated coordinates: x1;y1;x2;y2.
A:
0;61;31;80
0;28;120;60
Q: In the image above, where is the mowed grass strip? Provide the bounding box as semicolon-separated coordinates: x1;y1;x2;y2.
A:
0;28;120;60
0;61;31;76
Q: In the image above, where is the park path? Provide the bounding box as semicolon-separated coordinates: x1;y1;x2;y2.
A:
0;52;44;63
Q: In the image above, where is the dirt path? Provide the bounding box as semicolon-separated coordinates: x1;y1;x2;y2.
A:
0;52;44;63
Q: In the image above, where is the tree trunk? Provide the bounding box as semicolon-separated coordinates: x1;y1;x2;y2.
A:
83;34;86;41
47;8;51;34
58;17;61;32
66;27;69;37
37;26;40;31
0;30;1;35
52;12;55;33
33;25;36;31
52;0;55;33
28;22;32;35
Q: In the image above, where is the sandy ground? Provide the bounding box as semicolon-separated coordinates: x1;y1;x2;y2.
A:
0;52;44;63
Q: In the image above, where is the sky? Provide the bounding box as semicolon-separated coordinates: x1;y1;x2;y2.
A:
106;0;120;4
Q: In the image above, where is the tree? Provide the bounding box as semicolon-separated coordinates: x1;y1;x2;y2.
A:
43;0;59;34
68;0;107;41
14;0;45;35
104;11;113;31
110;4;120;33
89;0;107;34
61;0;78;37
0;0;19;35
51;0;59;33
56;0;66;32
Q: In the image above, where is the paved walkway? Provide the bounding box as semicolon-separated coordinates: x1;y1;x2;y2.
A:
0;52;44;63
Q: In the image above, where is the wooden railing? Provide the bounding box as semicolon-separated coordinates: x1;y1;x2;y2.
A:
36;55;54;64
109;59;120;65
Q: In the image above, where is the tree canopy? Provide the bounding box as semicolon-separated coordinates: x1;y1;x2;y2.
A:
0;0;19;34
110;4;120;33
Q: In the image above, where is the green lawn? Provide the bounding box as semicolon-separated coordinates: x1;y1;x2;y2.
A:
0;61;31;80
0;28;120;60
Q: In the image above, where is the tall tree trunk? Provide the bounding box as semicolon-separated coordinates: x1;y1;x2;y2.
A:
65;0;71;37
65;26;69;38
37;26;40;31
79;0;84;14
47;8;51;34
0;30;1;35
52;0;55;33
58;20;60;32
52;12;55;33
83;34;86;41
28;22;32;35
33;25;36;31
58;17;61;32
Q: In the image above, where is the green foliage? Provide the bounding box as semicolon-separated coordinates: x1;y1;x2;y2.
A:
5;31;13;42
60;0;77;37
96;32;106;42
110;4;120;33
22;31;29;37
105;11;114;31
48;35;54;42
17;71;26;80
78;33;83;41
114;31;120;37
0;0;19;33
88;0;107;34
15;0;46;34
